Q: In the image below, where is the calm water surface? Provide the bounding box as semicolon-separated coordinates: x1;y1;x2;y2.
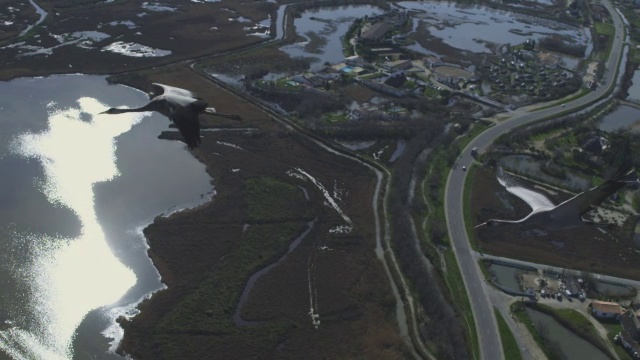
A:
598;105;640;132
525;307;609;360
0;75;213;359
279;5;382;70
398;2;592;56
626;68;640;102
489;264;521;291
278;2;590;71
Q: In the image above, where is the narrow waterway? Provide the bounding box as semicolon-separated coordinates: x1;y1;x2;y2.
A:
525;307;609;360
598;105;640;132
20;0;48;36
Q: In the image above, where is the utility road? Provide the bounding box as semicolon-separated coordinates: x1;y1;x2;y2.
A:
444;2;625;359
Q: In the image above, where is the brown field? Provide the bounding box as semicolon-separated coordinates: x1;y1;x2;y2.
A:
1;1;413;358
114;66;409;359
0;0;276;80
433;65;474;79
470;166;640;280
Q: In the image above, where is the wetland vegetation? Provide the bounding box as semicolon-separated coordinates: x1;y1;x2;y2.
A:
2;0;638;358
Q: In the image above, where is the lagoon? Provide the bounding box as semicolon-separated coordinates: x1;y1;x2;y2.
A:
0;75;213;359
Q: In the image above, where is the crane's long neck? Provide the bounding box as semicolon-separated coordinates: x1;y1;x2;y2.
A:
112;102;156;113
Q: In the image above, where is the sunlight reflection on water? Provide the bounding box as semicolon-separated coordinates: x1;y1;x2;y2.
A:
0;97;150;359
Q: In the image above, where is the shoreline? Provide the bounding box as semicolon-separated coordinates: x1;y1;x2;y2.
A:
104;65;409;359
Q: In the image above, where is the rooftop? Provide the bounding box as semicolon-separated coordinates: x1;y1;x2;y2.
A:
592;300;623;314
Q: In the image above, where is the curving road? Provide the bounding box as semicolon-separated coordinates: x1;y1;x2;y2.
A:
444;2;625;359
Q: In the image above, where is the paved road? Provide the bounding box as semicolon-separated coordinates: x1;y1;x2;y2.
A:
444;2;625;359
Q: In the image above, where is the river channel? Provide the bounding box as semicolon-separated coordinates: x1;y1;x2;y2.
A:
0;75;214;360
525;307;609;360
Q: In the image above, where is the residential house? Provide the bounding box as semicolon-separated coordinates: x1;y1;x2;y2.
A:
359;79;407;97
591;300;624;319
423;56;443;68
386;59;413;71
332;63;348;71
384;71;408;88
345;55;369;67
360;21;392;42
291;75;311;86
582;136;609;155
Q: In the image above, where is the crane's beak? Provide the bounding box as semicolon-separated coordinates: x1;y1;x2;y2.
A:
222;114;242;121
204;108;242;120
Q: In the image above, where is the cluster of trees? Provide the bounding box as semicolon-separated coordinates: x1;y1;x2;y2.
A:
312;121;431;139
493;110;593;150
602;132;640;175
538;36;586;57
617;56;640;99
492;103;640;181
245;81;348;118
386;123;471;359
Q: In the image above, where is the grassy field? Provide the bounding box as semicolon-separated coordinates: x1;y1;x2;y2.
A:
595;22;616;36
444;248;480;360
463;163;479;250
155;222;305;334
114;64;409;359
245;176;312;223
495;308;523;360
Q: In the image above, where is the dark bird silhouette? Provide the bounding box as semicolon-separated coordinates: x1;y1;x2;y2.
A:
101;83;241;149
477;167;638;231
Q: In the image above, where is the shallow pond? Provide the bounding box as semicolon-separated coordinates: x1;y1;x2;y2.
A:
525;307;609;360
398;2;591;56
598;105;640;132
279;2;590;69
626;67;640;102
489;263;522;291
0;75;214;359
279;5;383;70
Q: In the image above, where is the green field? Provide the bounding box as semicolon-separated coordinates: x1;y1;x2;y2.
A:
495;308;523;360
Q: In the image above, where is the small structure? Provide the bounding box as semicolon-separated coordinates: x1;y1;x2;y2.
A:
591;300;624;319
538;52;560;68
386;59;413;71
582;136;609;155
345;55;369;67
384;71;408;88
360;22;392;42
618;309;640;358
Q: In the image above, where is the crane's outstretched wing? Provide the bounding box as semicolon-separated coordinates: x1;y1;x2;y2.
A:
169;100;204;149
151;83;200;99
549;169;638;221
